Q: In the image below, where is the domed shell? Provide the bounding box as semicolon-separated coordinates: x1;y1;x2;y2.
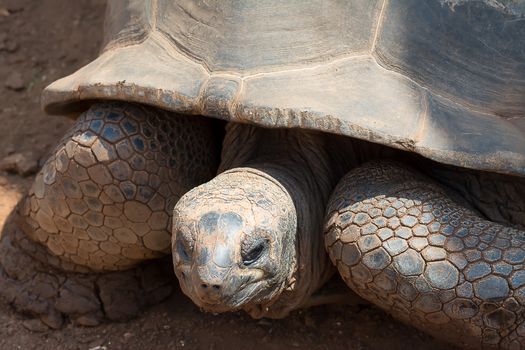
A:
42;0;525;176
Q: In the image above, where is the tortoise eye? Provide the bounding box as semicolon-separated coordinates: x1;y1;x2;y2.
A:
175;233;194;262
175;239;187;261
242;239;268;266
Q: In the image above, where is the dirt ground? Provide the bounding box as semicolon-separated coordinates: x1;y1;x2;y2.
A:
0;1;454;349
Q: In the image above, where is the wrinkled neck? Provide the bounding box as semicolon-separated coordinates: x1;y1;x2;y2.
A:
219;123;344;209
219;123;343;317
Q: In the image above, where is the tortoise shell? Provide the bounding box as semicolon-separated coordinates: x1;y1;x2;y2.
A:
42;0;525;176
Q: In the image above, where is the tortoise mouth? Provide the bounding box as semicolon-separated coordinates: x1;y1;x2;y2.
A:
195;279;269;313
174;251;276;314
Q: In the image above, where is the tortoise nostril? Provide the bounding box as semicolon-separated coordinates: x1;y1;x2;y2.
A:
200;283;220;290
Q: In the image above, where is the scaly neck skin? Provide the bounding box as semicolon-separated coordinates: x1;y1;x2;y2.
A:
219;123;342;318
421;160;525;229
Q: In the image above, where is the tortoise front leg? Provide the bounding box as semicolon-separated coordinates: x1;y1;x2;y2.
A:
0;102;219;326
22;102;219;271
324;161;525;349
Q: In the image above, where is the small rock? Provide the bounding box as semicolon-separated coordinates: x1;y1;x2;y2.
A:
123;332;133;341
22;318;49;332
5;71;25;91
0;152;39;176
75;314;101;327
0;8;9;16
7;5;24;13
88;339;106;349
40;310;64;329
257;319;272;327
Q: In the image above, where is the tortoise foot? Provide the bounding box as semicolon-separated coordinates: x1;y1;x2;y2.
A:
0;219;173;328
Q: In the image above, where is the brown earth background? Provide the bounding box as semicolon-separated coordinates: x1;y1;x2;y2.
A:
0;1;455;349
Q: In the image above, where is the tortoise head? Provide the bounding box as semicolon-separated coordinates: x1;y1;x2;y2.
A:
172;169;298;313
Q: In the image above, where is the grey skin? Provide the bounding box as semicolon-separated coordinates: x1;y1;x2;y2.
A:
173;123;525;349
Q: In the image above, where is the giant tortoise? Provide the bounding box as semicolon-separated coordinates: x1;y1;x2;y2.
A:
1;0;524;349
